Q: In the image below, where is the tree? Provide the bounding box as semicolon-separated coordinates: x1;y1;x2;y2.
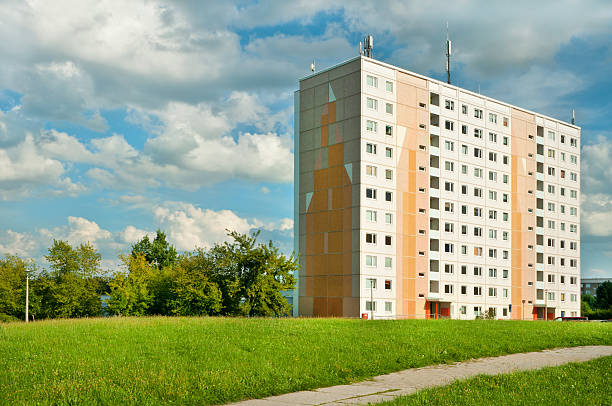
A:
0;255;34;320
582;293;596;310
208;231;297;317
107;253;154;316
40;240;105;318
595;281;612;310
131;230;177;269
167;261;222;316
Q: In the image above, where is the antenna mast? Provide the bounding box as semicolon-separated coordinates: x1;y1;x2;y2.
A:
571;109;575;125
446;22;452;84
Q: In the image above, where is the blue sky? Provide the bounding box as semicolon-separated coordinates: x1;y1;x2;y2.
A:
0;1;611;277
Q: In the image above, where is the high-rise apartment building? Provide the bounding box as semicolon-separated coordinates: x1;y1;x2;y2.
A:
294;55;581;320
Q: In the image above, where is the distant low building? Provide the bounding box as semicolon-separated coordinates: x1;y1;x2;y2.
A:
581;278;611;296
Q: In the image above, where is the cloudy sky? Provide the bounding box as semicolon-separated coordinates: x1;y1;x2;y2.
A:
0;1;611;277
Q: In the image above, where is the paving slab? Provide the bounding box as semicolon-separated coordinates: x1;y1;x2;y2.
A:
228;345;612;406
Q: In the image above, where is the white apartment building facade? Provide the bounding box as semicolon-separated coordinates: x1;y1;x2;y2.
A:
295;55;581;320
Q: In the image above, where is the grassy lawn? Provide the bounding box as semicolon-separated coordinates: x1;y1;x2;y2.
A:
0;317;610;405
380;355;612;405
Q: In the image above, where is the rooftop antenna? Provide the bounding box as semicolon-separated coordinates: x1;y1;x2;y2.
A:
571;109;575;125
446;22;452;84
310;60;315;73
359;40;363;55
363;34;373;58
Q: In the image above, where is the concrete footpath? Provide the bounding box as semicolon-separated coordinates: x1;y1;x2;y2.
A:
229;345;612;405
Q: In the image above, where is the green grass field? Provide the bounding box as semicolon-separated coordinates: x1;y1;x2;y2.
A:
381;356;612;405
0;317;610;405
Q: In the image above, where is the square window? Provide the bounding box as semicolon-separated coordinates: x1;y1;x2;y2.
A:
386;103;393;115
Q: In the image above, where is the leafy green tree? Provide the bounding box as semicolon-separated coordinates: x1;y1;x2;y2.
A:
582;293;596;310
168;254;222;316
208;231;297;317
131;230;177;269
107;253;154;316
0;256;34;320
595;281;612;310
38;240;104;318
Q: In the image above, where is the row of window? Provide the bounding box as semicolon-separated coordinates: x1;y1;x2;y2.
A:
543;202;578;216
544;166;578;182
366;120;394;136
366;75;393;93
541;274;580;284
441;185;510;203
442;97;509;127
431;282;510;298
364;300;393;312
544;239;579;250
543;257;579;267
546;130;578;148
366;142;394;157
438;264;510;278
443;223;510;240
365;278;393;290
540;147;578;165
365;164;394;180
440;202;509;220
366;97;394;115
365;232;393;246
438;243;510;259
544;185;578;199
365;255;393;268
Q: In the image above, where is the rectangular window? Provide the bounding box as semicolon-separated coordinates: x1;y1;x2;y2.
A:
385;147;393;158
366;210;377;222
366;75;378;87
474;128;483;139
474;266;482;276
445;161;454;171
365;233;376;244
461;124;468;134
489;113;497;124
385;301;392;312
445;120;454;131
474;148;482;158
366;278;377;289
385;169;393;180
366;188;376;199
474;286;482;296
462;105;467;114
385;235;392;246
489;287;497;297
385;213;392;224
385;279;392;290
385;257;392;268
366;165;377;177
366;143;376;154
366;120;377;132
444;182;454;192
385;191;392;202
445;100;455;110
367;97;378;110
365;301;376;311
474;109;483;119
445;141;454;151
365;255;377;267
489;132;497;143
386;81;393;92
386;103;393;115
444;284;454;294
385;125;392;136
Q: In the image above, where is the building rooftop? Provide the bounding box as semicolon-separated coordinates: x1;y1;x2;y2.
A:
300;55;580;132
